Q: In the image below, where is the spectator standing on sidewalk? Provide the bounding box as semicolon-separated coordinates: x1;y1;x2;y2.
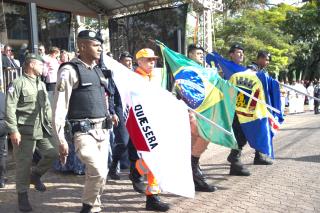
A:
307;82;314;111
43;47;60;105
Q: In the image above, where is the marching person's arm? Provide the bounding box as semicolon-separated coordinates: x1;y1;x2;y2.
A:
42;80;52;123
107;78;120;127
5;80;22;146
52;64;78;164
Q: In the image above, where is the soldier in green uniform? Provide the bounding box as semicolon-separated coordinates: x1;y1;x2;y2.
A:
5;53;59;212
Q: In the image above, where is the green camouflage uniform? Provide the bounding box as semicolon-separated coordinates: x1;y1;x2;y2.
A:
5;73;58;193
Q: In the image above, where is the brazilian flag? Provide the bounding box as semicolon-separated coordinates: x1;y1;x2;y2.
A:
157;41;238;149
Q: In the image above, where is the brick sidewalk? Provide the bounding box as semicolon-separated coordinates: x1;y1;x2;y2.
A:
1;112;320;212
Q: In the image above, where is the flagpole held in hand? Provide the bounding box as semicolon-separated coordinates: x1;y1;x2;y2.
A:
170;82;233;136
187;107;233;136
236;87;281;114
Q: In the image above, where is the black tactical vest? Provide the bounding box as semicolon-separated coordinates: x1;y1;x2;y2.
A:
62;58;108;119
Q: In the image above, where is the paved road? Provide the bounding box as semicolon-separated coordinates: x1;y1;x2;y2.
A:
1;112;320;212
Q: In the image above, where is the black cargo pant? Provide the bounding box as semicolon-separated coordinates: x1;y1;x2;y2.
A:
232;114;247;150
112;106;139;164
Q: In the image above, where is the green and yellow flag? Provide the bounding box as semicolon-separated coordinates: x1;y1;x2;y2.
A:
157;40;238;149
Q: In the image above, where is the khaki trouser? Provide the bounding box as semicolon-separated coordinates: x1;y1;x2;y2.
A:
74;129;109;213
13;135;58;193
190;113;209;157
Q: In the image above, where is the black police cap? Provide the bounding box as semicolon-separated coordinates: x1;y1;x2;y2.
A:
187;44;204;54
119;51;133;60
77;30;103;44
257;50;272;61
229;43;244;53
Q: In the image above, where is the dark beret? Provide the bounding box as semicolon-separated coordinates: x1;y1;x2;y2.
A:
77;30;103;44
257;50;272;61
119;51;133;60
229;43;244;53
187;44;204;54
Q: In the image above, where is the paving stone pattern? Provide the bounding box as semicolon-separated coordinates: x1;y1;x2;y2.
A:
0;112;319;212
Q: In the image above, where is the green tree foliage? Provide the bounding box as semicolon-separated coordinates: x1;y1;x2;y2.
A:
84;16;109;31
214;3;298;78
214;1;320;81
283;2;320;80
224;0;268;14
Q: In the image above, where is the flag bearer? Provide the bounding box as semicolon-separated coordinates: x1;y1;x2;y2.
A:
247;50;273;165
131;48;170;212
226;43;251;176
187;44;218;192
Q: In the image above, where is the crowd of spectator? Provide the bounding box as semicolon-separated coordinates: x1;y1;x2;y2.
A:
280;79;320;115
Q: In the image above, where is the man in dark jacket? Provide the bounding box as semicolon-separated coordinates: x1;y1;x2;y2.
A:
105;51;144;194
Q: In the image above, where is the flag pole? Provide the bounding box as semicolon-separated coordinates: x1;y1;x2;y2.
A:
236;87;281;114
280;83;320;102
168;78;233;136
188;107;233;136
206;52;320;110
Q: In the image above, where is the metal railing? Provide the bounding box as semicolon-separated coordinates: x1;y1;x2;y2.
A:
1;67;22;93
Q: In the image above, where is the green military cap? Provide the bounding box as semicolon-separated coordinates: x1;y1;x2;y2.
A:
25;53;45;63
77;30;104;44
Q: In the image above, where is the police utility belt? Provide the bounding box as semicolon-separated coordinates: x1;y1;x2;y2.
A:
69;116;113;134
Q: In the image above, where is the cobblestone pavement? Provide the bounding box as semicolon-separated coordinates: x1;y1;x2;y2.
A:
1;112;320;212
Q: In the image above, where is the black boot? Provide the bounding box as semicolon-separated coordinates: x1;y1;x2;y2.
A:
107;160;120;180
80;203;92;213
228;149;251;176
254;151;273;165
18;192;32;212
30;171;46;192
146;195;170;212
129;161;145;194
0;157;6;188
227;149;240;163
191;156;217;192
230;162;251;176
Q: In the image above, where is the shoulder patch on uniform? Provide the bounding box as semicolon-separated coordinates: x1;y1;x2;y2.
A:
60;71;67;80
8;85;14;94
57;81;65;92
